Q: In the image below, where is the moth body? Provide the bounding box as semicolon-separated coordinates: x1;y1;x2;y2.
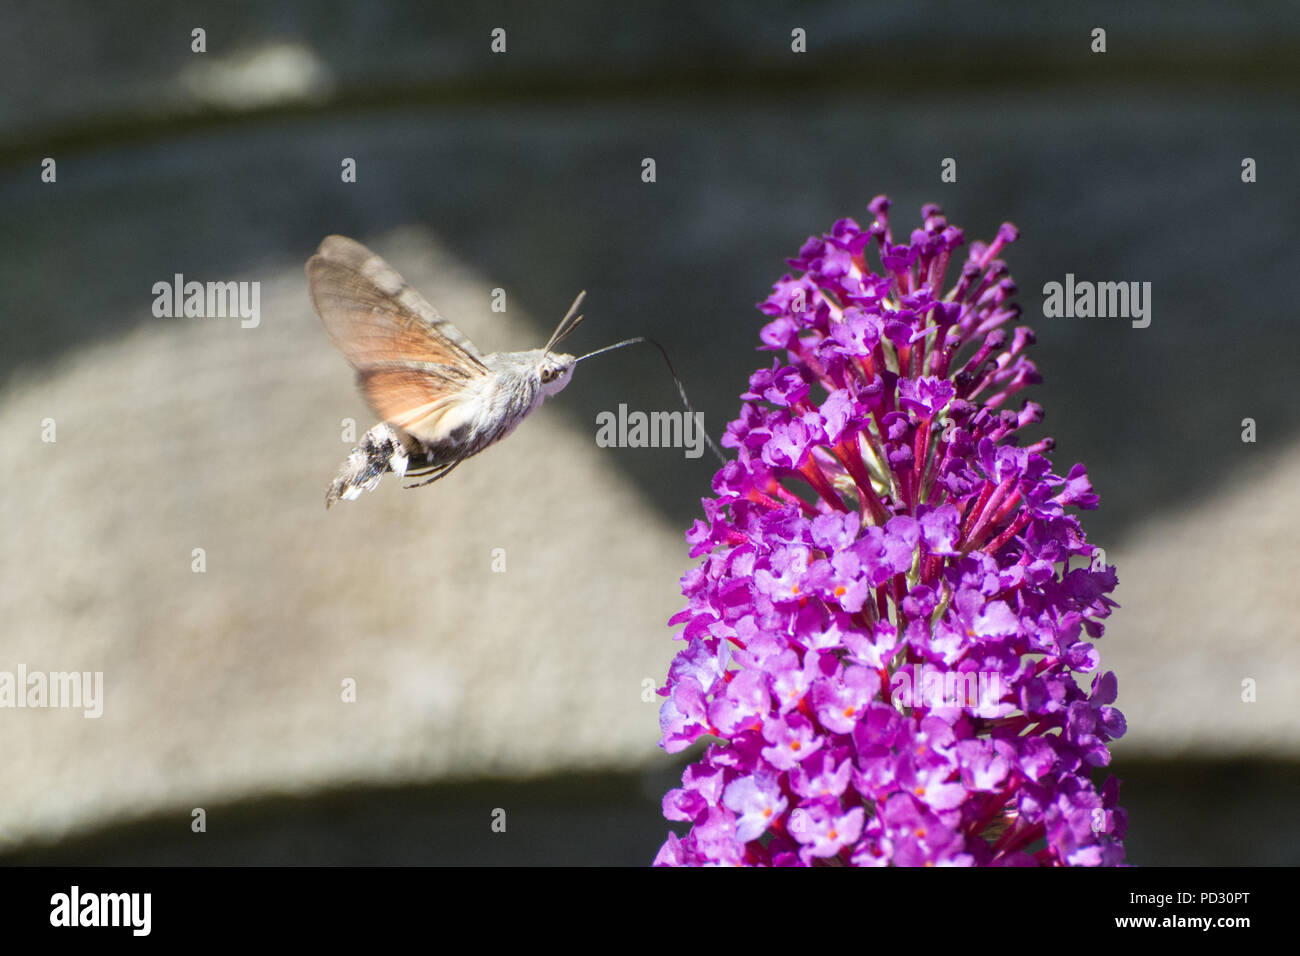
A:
406;349;574;467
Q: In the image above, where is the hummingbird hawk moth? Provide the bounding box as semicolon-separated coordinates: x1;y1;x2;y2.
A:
306;235;718;508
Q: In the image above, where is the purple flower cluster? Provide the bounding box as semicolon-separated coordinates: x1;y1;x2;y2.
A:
655;198;1126;866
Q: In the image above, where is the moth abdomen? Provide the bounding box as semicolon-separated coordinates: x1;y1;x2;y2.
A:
325;422;416;508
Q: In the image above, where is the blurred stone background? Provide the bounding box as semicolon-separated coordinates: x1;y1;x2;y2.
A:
1;1;1297;865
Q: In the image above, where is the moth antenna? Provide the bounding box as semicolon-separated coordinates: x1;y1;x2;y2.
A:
544;290;587;354
552;311;585;348
576;336;727;465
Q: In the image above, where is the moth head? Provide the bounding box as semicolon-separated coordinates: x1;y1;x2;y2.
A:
537;289;585;398
538;353;576;396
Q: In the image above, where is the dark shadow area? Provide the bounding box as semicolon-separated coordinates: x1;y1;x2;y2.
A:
3;87;1296;544
1;759;1295;866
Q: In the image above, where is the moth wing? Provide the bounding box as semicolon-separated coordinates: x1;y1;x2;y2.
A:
356;363;482;442
306;235;489;374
